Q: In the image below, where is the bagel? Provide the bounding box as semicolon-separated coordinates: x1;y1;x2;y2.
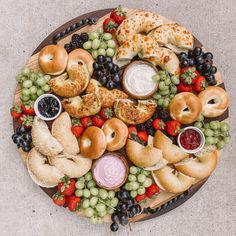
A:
79;126;106;159
86;79;128;107
175;150;218;180
148;23;194;53
114;98;157;125
102;118;128;151
51;112;80;155
49;154;92;178
116;11;169;44
153;130;189;163
38;45;68;75
126;139;163;168
169;92;202;124
31;117;63;157
27;148;64;188
198;86;229;118
152;165;194;193
61;93;101;118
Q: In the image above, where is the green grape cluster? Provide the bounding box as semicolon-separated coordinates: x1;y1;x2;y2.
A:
194;119;230;149
124;166;152;198
83;27;116;59
152;70;180;108
16;68;51;102
75;172;118;224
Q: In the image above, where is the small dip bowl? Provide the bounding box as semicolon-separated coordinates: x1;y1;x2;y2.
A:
122;60;159;99
92;152;128;190
34;94;62;121
177;126;205;154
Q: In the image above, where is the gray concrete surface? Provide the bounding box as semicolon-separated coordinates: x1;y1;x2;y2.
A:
0;0;236;235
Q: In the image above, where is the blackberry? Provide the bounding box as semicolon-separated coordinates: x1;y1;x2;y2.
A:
152;112;160;119
70;41;78;50
80;32;89;42
71;34;80;42
137;124;146;131
145;119;153;128
147;127;155;136
64;43;72;53
159;109;170;121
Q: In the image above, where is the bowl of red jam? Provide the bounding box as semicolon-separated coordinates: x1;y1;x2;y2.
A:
34;94;62;121
177;126;205;154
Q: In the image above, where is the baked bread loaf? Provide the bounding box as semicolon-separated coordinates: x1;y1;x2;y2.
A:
62;93;101;118
38;45;68;75
198;86;229;118
114;98;157;124
153;130;189;163
148;23;194;53
169;92;202;124
102;118;128;151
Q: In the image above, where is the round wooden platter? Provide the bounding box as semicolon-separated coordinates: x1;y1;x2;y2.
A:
13;8;229;223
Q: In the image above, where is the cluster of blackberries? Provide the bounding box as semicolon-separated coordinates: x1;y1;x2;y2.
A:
110;189;142;232
179;47;217;85
64;32;89;53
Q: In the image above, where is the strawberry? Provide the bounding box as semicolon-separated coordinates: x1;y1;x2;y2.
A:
103;18;118;34
10;105;22;119
21;101;35;116
135;194;147;203
100;108;113;120
137;130;148;143
177;83;192;92
71;119;84;138
145;184;160;198
165;120;181;136
180;66;200;85
128;125;137;138
152;119;165;130
81;116;92;127
66;195;81;212
58;176;76;196
18;114;33;128
192;76;207;92
92;115;105;128
52;191;66;206
110;5;126;25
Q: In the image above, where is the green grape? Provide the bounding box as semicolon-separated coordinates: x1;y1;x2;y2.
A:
137;186;146;195
90;187;99;196
30;94;38;101
83;189;91;198
125;183;132;191
82;199;90;209
23;80;33;88
137;174;146;183
106;199;111;206
106;48;115;57
108;191;115;199
29;86;37;94
96;217;103;224
171;75;180;85
96;203;106;212
216;140;225;149
76;180;85;189
204;129;214;137
130;182;139;190
85;172;92;181
108;208;114;215
128;174;137;182
141;169;150;177
16;74;23;83
42;84;50;92
162;98;170;108
205;136;215;145
44;75;51;82
213;137;219;144
36;89;44;96
92;50;98;59
99;41;107;49
224;136;231;144
79;176;86;182
22;88;31;96
169;94;175;99
20;76;28;82
85;207;94;217
22;68;30;76
96;27;104;35
204;123;210;129
75;189;83;197
21;95;30;102
159;89;170;96
170;85;177;94
107;40;116;48
158;81;166;90
157;98;164;106
87;180;96;189
153;93;162;100
89;32;99;40
220;123;229;132
194;121;203;129
159;70;168;79
143;178;152;188
37;77;47;87
130;190;137;198
97;48;106;56
103;33;112;41
197;114;204;122
110;197;119;207
90;216;98;224
99;189;108;200
152;74;160;81
214;130;220;136
165;77;172;86
92;39;101;50
129;166;138;175
98;210;107;217
90;197;98;207
209;121;218;130
83;41;92;50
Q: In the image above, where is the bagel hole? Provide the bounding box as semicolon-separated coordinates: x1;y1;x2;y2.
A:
111;132;115;138
183;107;189;112
208;99;216;104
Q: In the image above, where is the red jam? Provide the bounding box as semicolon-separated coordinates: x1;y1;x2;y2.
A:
179;129;201;150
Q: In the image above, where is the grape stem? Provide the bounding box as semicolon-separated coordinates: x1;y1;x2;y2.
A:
98;199;116;211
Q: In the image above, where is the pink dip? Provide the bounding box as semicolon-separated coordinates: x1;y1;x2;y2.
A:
93;154;126;188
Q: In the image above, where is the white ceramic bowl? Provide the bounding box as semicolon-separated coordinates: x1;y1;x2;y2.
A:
177;126;205;154
34;94;62;121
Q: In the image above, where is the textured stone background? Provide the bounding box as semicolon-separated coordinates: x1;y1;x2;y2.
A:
0;0;235;235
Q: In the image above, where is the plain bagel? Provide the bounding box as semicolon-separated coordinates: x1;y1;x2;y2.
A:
79;126;106;159
102;118;128;151
38;45;68;75
169;92;202;124
198;86;229;118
